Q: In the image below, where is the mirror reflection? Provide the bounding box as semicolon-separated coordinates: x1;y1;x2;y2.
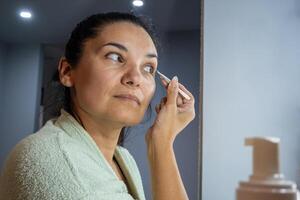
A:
0;1;201;199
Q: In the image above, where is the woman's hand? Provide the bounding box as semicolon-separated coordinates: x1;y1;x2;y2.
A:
145;76;194;200
145;76;195;148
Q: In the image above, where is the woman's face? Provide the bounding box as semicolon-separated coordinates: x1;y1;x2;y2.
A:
70;22;157;126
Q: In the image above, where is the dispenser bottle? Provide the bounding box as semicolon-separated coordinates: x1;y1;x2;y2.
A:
236;137;299;200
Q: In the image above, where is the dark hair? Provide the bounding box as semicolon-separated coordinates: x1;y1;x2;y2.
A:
48;12;159;146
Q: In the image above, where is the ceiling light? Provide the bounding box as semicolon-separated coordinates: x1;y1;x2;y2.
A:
132;0;144;7
19;11;32;19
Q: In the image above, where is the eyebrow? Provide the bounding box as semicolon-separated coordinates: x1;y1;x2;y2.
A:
101;42;158;59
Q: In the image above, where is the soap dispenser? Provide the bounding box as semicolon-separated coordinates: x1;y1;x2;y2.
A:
236;137;299;200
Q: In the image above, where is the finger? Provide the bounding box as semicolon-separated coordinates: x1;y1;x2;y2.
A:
166;76;179;106
178;82;194;102
161;78;183;105
160;77;169;88
178;105;195;114
160;76;190;103
177;95;184;105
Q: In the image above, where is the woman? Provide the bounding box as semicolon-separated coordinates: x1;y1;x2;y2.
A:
0;12;195;200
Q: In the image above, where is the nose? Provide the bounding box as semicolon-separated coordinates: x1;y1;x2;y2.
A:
121;65;142;87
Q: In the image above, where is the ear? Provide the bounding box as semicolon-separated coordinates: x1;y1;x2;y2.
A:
58;57;74;87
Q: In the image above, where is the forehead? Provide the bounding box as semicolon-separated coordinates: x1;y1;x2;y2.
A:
86;22;157;54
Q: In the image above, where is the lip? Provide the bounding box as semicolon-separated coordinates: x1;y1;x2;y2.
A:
114;94;141;105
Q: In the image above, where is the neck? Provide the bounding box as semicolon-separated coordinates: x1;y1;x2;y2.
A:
72;105;123;164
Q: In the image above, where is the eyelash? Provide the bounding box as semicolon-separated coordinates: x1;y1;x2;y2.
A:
105;52;156;75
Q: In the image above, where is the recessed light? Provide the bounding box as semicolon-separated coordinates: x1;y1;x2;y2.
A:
132;0;144;7
19;11;32;19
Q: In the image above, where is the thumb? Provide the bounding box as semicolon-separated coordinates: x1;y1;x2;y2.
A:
166;76;179;106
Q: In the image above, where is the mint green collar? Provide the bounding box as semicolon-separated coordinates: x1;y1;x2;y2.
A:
54;109;140;199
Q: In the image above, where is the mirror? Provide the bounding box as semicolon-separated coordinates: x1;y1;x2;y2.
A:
0;0;202;199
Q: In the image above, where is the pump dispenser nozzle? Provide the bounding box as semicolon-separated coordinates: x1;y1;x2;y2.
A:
236;137;299;200
245;137;283;181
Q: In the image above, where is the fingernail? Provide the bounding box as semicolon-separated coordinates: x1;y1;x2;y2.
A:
172;76;178;89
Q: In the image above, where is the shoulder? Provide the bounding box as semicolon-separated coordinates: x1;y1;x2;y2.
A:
5;119;66;167
0;120;88;199
4;120;63;166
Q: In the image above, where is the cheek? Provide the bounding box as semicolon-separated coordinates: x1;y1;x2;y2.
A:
143;79;156;102
75;69;112;108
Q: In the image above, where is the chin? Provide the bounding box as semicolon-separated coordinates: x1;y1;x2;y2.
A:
106;109;144;126
117;114;143;126
104;101;148;125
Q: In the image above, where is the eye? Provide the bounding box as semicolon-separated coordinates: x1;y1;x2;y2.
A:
144;64;155;74
106;52;123;63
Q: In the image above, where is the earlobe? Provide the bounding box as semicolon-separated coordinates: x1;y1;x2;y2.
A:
58;57;74;87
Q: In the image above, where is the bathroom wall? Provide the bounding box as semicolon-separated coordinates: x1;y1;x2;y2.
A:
125;30;200;200
0;42;5;115
0;44;43;169
203;0;300;199
0;43;5;132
